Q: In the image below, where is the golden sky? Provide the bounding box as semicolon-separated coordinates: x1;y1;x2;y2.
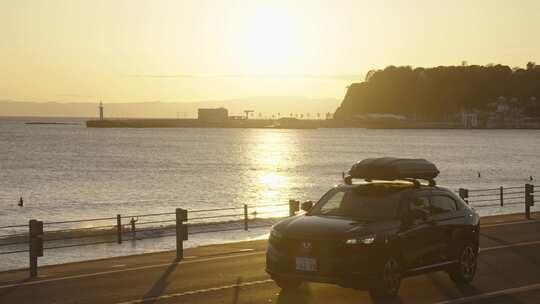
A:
1;0;539;103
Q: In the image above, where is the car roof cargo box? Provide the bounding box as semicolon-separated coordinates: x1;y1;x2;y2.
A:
348;157;439;182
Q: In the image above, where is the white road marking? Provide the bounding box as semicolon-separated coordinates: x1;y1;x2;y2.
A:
480;239;540;253
0;251;264;289
434;282;540;304
0;218;539;290
2;238;539;292
114;279;273;304
113;267;540;304
482;219;540;228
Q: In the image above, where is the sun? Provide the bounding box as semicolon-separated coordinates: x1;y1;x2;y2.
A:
226;5;305;74
243;10;299;63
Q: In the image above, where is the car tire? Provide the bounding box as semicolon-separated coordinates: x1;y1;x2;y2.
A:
273;276;302;290
448;242;478;285
369;256;402;299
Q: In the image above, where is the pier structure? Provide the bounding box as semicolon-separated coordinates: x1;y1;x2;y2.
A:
86;106;321;129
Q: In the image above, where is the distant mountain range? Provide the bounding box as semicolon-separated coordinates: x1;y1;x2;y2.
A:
0;97;340;119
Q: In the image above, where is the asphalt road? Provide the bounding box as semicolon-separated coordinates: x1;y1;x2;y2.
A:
2;214;540;304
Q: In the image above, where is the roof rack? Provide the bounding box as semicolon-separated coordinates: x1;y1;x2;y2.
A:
343;157;439;187
343;176;436;187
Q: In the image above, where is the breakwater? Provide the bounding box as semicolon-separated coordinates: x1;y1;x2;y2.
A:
85;118;540;129
86;118;320;129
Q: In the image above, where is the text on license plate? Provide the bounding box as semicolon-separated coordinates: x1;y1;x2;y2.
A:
296;257;317;271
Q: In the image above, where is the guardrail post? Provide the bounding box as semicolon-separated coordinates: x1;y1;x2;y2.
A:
458;188;469;204
525;184;534;219
130;218;136;239
116;214;122;244
244;204;248;231
289;199;300;216
29;219;43;278
176;208;188;261
500;186;504;207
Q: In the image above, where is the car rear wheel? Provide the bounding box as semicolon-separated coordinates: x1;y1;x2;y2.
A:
273;276;302;290
369;257;402;299
448;243;478;285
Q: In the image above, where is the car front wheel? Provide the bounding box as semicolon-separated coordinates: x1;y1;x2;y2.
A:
370;257;402;299
449;243;478;285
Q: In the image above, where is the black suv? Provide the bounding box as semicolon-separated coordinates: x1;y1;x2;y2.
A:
266;158;480;298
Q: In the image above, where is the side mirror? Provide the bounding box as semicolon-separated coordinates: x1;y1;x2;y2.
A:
301;201;313;212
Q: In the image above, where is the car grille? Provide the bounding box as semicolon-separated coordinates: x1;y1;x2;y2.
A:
269;237;374;277
279;238;341;258
285;238;346;275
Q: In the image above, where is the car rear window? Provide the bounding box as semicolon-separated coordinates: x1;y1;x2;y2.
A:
311;187;400;220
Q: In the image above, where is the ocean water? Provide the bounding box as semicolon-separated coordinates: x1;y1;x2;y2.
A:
1;117;540;270
1;117;540;228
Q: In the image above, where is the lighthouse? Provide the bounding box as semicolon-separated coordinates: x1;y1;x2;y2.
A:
99;101;104;120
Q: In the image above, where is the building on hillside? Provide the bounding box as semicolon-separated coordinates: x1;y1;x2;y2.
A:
197;108;228;122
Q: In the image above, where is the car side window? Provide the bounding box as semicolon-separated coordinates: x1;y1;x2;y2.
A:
408;196;430;214
429;195;457;215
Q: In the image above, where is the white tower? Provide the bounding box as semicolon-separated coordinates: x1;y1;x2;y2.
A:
99;101;104;120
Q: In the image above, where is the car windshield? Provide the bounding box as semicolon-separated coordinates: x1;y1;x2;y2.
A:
309;186;401;220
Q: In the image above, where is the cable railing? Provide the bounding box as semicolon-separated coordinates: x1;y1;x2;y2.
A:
457;184;537;215
0;200;298;261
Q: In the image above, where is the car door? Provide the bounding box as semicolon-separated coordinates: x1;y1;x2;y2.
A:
428;193;467;262
398;192;437;269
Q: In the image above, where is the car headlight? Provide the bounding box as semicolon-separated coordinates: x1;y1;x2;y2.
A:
345;234;376;245
270;229;283;242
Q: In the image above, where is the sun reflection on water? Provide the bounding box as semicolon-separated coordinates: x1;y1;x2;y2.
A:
246;130;297;218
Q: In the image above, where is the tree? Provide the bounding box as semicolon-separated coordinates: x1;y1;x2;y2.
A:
365;70;377;81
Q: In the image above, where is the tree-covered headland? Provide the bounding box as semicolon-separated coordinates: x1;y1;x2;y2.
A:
334;63;540;126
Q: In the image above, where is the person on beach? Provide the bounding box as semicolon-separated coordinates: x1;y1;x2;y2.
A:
18;197;23;207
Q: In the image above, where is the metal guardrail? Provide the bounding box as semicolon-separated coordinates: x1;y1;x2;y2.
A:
458;184;536;218
0;200;300;277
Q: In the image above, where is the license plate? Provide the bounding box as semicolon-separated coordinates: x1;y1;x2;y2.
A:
296;257;317;271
